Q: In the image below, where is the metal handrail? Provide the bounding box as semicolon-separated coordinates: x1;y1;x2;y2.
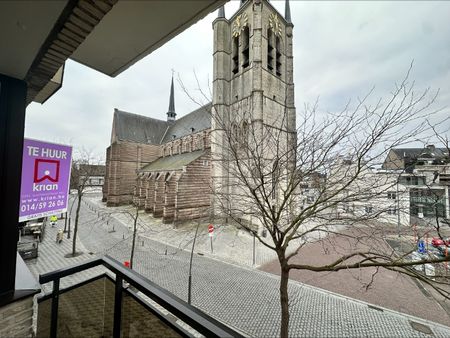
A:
39;255;244;338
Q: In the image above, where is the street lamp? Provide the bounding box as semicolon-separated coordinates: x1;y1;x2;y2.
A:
188;222;200;305
397;177;401;237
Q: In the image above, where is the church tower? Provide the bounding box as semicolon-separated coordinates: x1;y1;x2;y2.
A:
211;0;296;217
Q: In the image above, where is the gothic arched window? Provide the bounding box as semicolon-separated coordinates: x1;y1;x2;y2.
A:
276;36;282;76
241;121;249;149
231;123;239;148
242;26;250;69
232;36;239;74
267;29;274;72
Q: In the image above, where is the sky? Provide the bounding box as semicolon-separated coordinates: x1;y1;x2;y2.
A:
25;1;450;161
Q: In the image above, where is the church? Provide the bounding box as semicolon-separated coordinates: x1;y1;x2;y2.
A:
103;0;296;224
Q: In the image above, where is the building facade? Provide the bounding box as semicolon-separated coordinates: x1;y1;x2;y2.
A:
383;145;450;225
328;146;450;227
103;0;296;223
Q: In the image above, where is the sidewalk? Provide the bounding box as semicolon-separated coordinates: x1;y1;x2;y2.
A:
25;218;105;293
86;195;279;267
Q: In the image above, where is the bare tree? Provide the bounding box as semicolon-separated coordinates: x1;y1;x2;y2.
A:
69;149;103;256
207;66;450;337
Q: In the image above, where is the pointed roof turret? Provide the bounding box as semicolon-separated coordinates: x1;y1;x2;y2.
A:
167;74;176;122
218;6;225;18
285;0;292;24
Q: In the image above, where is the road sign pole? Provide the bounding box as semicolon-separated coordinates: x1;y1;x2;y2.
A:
253;233;256;266
210;236;213;254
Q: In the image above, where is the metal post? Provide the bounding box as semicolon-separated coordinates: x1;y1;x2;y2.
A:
64;212;68;232
397;179;401;237
67;218;71;239
210;236;213;254
113;275;123;338
50;278;60;338
188;222;200;304
188;274;192;304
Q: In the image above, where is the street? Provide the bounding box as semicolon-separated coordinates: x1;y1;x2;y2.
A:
27;194;450;337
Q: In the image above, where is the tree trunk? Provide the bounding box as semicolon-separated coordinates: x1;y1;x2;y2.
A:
130;207;138;269
72;194;81;256
280;264;290;338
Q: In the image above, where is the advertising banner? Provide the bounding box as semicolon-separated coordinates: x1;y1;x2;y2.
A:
19;139;72;222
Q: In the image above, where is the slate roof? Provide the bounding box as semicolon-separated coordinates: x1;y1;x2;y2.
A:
161;103;211;143
392;147;448;159
113;103;211;145
140;150;205;172
113;109;168;144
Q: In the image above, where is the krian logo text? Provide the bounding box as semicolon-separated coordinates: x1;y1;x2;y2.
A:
32;158;60;191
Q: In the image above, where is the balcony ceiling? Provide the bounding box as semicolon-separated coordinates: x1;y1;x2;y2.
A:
0;1;68;80
71;1;225;77
0;0;226;103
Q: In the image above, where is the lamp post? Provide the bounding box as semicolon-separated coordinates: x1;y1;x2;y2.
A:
188;222;200;305
397;177;401;237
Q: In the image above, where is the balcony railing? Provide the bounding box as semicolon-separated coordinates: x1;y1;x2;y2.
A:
410;196;445;205
37;255;244;338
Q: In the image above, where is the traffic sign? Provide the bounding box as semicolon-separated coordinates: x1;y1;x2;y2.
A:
208;224;214;237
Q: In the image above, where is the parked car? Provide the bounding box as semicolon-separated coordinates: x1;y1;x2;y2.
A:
431;237;450;247
436;245;449;257
17;240;39;260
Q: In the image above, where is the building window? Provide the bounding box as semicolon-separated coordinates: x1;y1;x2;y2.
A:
232;36;239;74
231;123;239;148
387;207;397;215
242;26;250;69
240;121;249;148
267;29;274;72
387;192;397;200
275;36;282;76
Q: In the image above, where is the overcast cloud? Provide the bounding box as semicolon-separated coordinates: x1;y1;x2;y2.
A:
25;1;450;160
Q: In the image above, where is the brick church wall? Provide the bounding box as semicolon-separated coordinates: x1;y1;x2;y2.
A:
105;141;160;206
163;173;179;223
145;174;156;212
153;173;166;217
174;153;212;221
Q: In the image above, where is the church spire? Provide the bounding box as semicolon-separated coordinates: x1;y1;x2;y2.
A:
167;73;176;122
218;5;225;18
285;0;292;24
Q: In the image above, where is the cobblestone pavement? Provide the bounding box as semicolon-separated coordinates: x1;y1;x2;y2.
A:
25;194;449;337
25;218;105;294
261;227;450;327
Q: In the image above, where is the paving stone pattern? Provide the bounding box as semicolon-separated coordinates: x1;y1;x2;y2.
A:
28;195;450;337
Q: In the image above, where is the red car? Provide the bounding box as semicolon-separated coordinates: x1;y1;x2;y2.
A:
431;237;450;247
